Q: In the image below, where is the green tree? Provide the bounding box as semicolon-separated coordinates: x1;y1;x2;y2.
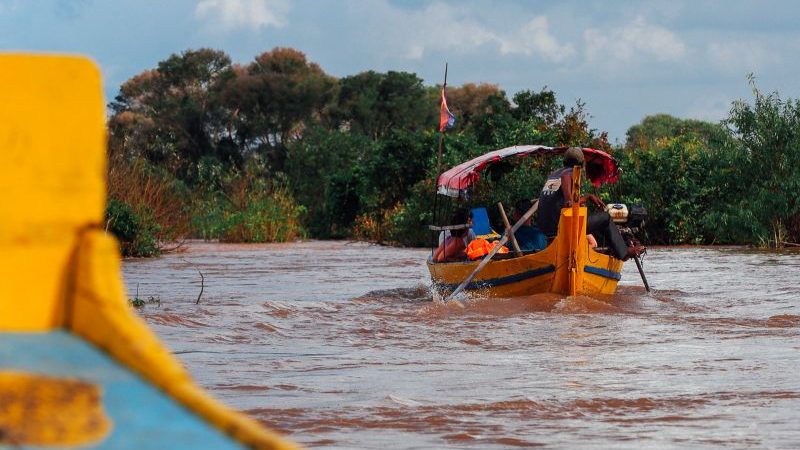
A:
470;93;515;146
327;71;435;140
625;113;729;152
444;83;506;131
512;87;564;125
223;48;336;171
391;132;487;246
285;127;375;238
109;48;237;181
614;136;729;244
724;81;800;245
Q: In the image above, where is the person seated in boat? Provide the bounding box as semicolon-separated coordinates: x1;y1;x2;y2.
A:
512;199;547;252
433;208;471;262
535;147;645;261
438;210;476;246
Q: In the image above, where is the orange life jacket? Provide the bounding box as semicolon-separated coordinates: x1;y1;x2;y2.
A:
466;238;509;260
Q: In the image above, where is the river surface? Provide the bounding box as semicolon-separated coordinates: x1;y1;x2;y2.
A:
122;241;800;449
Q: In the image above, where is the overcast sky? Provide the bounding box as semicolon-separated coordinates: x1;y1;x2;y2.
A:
2;0;798;143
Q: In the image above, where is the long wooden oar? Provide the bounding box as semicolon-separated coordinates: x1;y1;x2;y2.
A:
497;202;522;257
632;254;651;292
444;200;539;302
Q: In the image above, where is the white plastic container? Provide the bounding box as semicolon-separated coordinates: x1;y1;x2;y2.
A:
606;203;629;223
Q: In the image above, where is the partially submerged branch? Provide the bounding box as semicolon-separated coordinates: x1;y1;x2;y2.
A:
195;269;205;305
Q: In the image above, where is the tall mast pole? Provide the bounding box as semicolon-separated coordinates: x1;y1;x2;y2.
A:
435;62;448;174
431;63;449;258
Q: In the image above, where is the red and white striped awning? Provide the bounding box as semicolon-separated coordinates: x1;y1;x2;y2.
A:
436;145;620;198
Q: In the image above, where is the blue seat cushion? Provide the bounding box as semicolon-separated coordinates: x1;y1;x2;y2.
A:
470;207;500;239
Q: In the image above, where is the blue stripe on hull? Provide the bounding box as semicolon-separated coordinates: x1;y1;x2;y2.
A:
0;331;246;450
441;265;556;291
584;265;622;281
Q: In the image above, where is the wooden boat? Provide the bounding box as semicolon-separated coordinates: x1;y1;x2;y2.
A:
0;55;297;450
428;145;626;298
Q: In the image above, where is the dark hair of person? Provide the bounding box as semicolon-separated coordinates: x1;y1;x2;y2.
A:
515;199;532;215
562;147;585;168
449;208;470;238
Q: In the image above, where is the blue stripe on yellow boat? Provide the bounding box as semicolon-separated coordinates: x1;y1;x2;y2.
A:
439;265;556;290
584;265;622;281
0;332;248;450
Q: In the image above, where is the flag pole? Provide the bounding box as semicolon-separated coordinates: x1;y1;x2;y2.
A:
435;62;448;174
431;63;449;260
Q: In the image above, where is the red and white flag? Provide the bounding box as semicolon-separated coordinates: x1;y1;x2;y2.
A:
439;87;456;131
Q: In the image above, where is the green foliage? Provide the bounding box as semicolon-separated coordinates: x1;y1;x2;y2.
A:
512;88;564;125
192;168;306;243
724;80;800;245
129;296;161;309
128;283;161;309
327;71;435;140
360;129;433;210
214;194;305;243
285;127;373;238
109;48;237;181
229;48;336;170
470;93;515;146
625;113;730;153
390;178;437;246
619;88;800;247
106;154;192;255
105;199;161;257
107;45;800;251
444;83;506;131
615;136;728;244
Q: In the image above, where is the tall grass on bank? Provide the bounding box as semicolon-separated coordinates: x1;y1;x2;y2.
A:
106;155;306;255
351;204;401;244
106;155;191;256
192;169;306;243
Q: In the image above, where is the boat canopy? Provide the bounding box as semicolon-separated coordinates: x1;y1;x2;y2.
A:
436;145;620;198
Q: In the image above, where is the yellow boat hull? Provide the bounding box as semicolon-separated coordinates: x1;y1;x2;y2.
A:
0;54;297;450
428;207;624;297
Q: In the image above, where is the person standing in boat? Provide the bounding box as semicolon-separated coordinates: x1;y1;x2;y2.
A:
536;147;644;261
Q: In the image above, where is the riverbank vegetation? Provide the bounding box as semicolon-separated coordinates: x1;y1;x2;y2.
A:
105;48;800;255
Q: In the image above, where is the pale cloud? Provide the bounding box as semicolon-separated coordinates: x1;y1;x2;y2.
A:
583;16;686;68
499;16;575;61
707;41;780;72
195;0;290;31
686;94;732;122
384;2;574;62
0;0;21;14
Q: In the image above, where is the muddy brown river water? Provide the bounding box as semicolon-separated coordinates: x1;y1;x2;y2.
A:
122;241;800;449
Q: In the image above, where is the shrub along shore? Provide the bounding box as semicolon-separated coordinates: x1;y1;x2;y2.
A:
105;48;800;256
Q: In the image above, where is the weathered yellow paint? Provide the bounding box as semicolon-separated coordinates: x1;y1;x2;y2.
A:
569;166;583;296
428;206;623;297
0;371;111;447
0;54;298;450
69;230;299;449
0;55;106;331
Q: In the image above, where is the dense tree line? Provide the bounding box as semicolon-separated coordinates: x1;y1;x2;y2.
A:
106;48;800;256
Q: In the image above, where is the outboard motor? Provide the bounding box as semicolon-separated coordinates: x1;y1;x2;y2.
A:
606;203;648;247
606;203;651;291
